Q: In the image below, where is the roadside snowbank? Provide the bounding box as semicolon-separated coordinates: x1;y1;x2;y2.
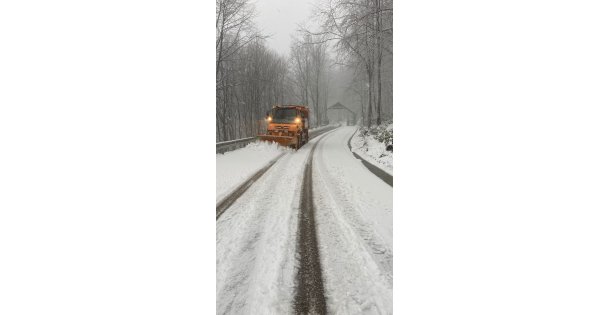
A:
350;124;393;175
216;141;289;202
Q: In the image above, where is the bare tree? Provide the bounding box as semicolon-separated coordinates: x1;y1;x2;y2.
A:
217;0;296;141
305;0;393;127
216;0;392;142
290;33;331;127
290;39;311;109
309;40;328;127
375;0;382;125
218;37;293;140
216;0;259;80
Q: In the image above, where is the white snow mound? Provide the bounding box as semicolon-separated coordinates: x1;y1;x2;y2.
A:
350;126;393;175
216;140;289;202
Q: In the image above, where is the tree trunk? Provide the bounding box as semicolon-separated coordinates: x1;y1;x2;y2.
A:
376;53;382;126
315;74;320;127
216;111;221;141
375;0;383;126
360;76;365;126
367;66;373;128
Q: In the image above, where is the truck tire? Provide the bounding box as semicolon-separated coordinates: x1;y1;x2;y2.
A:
296;135;302;150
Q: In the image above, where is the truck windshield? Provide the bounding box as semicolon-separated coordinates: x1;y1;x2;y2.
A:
272;108;297;123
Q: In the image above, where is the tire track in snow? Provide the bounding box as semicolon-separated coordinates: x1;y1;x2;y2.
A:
216;149;308;314
293;130;335;315
216;152;285;219
313;126;393;314
216;126;339;220
216;130;336;314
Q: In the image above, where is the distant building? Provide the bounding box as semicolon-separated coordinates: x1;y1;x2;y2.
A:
327;102;357;125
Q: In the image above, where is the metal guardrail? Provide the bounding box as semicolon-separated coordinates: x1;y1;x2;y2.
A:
216;137;256;154
216;124;338;154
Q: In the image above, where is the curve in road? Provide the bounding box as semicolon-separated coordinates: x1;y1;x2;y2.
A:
347;128;393;187
216;126;392;314
313;126;393;314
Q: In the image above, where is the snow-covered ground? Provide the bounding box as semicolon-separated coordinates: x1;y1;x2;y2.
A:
216;125;337;202
216;136;322;314
216;141;289;202
350;125;393;175
216;126;392;314
313;126;393;313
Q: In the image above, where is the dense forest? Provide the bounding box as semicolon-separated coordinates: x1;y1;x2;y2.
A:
216;0;393;141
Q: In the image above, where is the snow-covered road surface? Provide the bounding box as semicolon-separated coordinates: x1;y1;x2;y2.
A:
216;136;322;314
313;126;393;314
216;125;339;204
216;141;288;202
216;126;392;314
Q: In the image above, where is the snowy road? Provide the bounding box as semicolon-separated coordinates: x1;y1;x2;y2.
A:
216;126;393;314
313;127;393;314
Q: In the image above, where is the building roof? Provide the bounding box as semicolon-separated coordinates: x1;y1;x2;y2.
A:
328;102;356;115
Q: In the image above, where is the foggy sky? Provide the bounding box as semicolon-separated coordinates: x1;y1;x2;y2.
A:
253;0;361;114
254;0;316;57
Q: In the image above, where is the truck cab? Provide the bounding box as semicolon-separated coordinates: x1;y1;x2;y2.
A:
258;105;309;149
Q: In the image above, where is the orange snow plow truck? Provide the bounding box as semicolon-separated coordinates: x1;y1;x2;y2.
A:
258;105;309;149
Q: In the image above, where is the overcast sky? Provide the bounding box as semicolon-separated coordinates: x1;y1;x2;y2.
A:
254;0;316;57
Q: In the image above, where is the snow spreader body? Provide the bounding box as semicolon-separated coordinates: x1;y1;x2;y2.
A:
258;105;310;149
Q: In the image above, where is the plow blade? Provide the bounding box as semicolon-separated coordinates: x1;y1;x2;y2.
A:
257;134;297;147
